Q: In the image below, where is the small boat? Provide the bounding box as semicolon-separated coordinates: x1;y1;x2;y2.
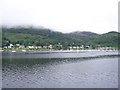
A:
21;50;26;52
76;49;80;52
0;50;4;52
11;50;16;52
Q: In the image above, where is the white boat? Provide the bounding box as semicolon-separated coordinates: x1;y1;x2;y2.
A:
21;50;26;52
0;50;4;52
11;50;16;52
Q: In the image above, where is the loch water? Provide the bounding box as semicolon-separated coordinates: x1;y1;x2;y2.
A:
2;50;119;88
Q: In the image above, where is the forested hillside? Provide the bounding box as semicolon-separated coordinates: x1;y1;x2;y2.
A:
2;26;120;49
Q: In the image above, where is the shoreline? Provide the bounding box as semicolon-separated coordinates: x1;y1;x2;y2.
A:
1;49;119;52
2;50;119;59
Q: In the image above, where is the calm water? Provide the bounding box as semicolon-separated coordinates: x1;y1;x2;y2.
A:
2;50;119;88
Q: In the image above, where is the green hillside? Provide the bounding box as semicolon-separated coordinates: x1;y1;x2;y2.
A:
2;26;120;50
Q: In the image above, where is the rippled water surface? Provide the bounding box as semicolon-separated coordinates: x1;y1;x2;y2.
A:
2;51;118;88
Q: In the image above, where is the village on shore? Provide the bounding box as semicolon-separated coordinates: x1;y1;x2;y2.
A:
0;43;118;52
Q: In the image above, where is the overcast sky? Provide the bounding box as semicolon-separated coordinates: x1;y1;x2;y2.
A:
1;0;119;34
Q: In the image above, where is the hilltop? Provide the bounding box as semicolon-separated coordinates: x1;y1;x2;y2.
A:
69;31;98;36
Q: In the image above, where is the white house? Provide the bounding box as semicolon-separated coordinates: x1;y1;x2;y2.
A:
8;44;14;48
19;45;25;48
43;46;47;48
73;46;77;49
16;44;20;46
80;45;84;49
4;46;8;49
48;45;53;49
37;46;42;48
28;46;34;49
76;46;80;49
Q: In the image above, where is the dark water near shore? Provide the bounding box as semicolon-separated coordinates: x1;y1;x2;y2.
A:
2;51;119;88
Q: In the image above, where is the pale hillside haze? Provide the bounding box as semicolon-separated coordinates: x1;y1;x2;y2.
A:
1;0;119;34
